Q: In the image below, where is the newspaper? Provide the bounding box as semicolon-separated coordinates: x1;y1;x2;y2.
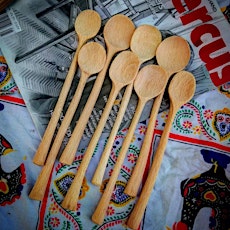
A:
0;0;230;145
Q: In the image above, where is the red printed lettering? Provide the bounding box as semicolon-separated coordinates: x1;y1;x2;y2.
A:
200;40;230;71
190;24;220;46
210;66;230;86
191;23;230;86
173;0;230;86
180;6;213;25
172;0;201;13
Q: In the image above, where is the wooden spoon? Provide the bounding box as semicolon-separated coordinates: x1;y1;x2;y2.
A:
28;42;106;201
32;10;101;166
92;24;162;186
59;14;135;165
124;35;190;197
127;71;196;229
60;51;139;210
91;64;168;225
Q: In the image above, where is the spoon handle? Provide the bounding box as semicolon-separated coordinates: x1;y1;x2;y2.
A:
124;91;164;197
29;157;54;201
91;83;133;186
92;99;146;225
126;105;177;230
61;84;121;211
59;47;116;165
32;39;85;166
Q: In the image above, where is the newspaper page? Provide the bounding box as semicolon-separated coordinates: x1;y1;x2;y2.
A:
0;0;229;145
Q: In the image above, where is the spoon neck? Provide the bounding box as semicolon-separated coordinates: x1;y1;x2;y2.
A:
78;36;87;48
80;71;90;82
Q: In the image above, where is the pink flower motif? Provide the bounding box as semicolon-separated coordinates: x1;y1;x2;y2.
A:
138;125;146;135
182;120;192;129
127;153;137;164
204;109;213;119
106;206;115;216
50;217;60;227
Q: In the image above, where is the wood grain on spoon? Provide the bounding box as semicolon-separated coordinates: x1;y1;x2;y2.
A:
59;14;135;165
124;35;190;197
92;24;162;186
92;65;168;225
29;42;106;201
127;71;196;229
32;10;101;166
60;51;139;211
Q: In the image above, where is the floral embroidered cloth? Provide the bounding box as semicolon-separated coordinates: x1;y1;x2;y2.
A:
0;51;230;229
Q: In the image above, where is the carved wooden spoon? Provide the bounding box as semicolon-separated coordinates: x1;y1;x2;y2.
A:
125;35;190;197
91;64;168;225
59;14;135;165
60;51;139;210
127;71;196;230
32;10;101;166
29;42;106;201
92;25;162;186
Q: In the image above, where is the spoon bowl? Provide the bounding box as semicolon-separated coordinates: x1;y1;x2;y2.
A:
134;65;167;100
78;42;106;75
104;14;135;50
169;71;196;105
109;51;139;85
156;35;190;75
75;10;101;39
131;25;162;63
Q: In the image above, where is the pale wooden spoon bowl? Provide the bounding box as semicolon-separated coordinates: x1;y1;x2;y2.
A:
29;42;106;201
59;14;135;166
127;71;196;230
92;24;162;186
91;64;168;225
124;35;191;197
32;10;101;166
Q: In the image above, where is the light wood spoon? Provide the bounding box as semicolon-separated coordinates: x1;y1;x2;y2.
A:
59;14;135;165
28;42;106;201
127;71;196;229
124;35;190;197
32;10;101;166
60;51;139;210
92;24;162;186
91;64;168;225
